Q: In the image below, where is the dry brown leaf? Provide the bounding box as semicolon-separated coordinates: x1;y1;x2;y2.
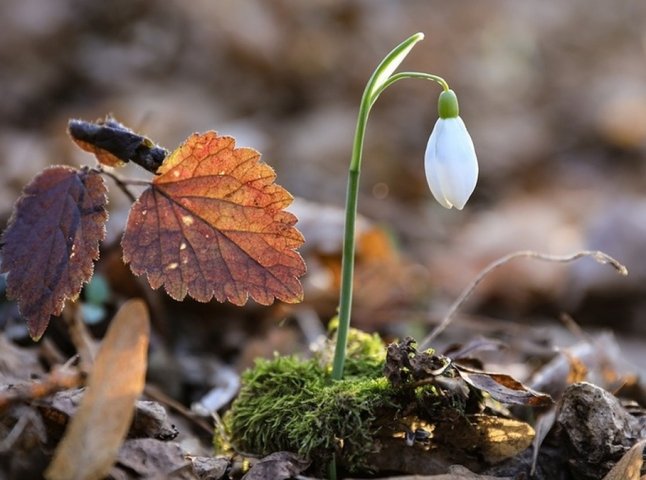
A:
602;439;646;480
472;415;535;464
36;390;178;443
111;438;191;478
457;366;553;407
45;299;150;480
242;452;310;480
190;456;230;479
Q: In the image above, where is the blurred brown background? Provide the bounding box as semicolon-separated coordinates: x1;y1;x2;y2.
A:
1;0;646;360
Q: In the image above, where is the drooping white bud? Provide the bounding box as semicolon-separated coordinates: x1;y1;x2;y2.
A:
424;90;478;210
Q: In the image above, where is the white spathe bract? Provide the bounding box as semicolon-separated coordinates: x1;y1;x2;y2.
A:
424;116;478;210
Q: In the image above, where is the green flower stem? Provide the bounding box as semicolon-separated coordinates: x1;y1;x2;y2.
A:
331;33;449;381
371;72;450;106
328;455;337;480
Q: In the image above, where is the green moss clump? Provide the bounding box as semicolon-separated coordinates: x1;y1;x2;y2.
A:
339;327;386;378
225;331;394;472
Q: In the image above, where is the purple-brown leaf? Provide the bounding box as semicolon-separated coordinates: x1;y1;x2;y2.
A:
0;166;107;340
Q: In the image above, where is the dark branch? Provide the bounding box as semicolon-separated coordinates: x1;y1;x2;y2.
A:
68;117;167;174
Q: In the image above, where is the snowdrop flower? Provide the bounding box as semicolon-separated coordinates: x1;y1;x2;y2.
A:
424;89;478;210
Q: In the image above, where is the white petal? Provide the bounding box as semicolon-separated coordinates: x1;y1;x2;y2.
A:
424;117;478;210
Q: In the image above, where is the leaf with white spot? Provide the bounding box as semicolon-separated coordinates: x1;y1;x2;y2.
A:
121;132;305;305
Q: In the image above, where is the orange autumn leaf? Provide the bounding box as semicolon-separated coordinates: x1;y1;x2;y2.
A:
122;132;305;305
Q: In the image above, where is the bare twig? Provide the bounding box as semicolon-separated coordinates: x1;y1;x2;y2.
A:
0;364;83;415
420;250;628;350
0;406;47;452
92;166;151;203
212;410;231;448
559;312;592;342
144;385;213;435
62;302;97;372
